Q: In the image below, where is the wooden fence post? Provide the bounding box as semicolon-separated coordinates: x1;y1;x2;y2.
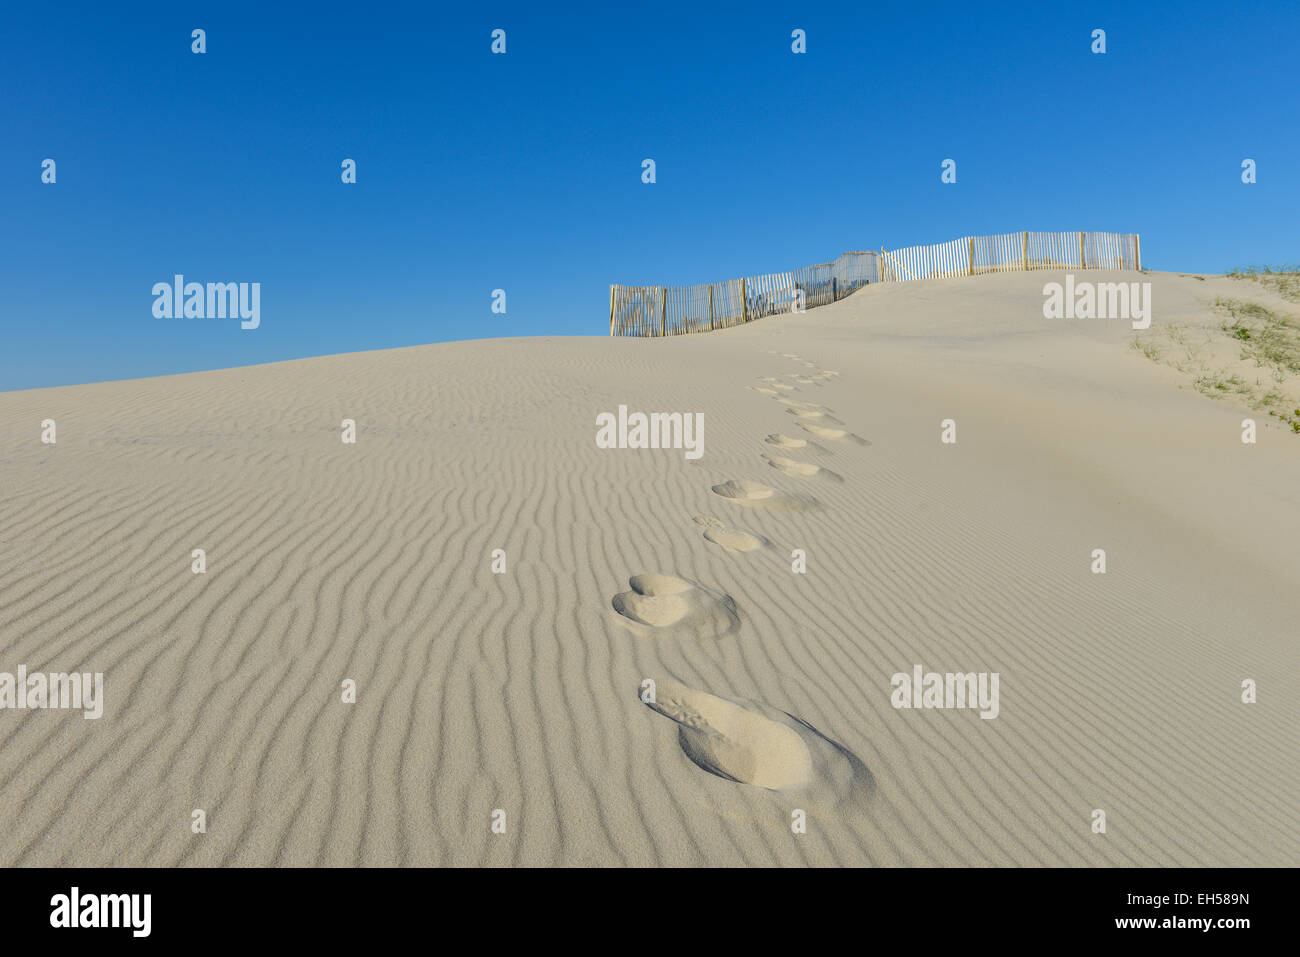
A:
1135;235;1142;271
708;285;714;330
832;276;837;302
1022;231;1029;271
660;287;667;336
609;286;616;335
1078;231;1085;269
741;277;748;323
968;237;974;276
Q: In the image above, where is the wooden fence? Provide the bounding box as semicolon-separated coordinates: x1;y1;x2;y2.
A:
610;230;1141;336
878;230;1141;282
610;251;878;337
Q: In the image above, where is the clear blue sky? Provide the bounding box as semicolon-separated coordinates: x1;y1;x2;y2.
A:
3;0;1296;390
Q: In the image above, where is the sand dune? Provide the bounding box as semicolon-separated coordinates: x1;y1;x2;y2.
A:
1;269;1297;866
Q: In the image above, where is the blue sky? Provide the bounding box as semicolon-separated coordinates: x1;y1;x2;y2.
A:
2;0;1297;390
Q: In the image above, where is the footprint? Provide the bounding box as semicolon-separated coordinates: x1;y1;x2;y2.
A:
692;514;768;552
749;386;780;395
640;677;875;807
799;423;870;445
788;409;845;425
611;573;740;639
711;479;819;512
706;527;767;552
717;531;770;555
763;455;844;483
765;434;831;455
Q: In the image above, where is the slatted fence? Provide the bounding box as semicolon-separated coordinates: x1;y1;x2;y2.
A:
878;231;1141;282
610;230;1141;336
610;251;878;337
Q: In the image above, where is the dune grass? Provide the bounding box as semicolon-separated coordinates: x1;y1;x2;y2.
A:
1226;265;1300;303
1210;295;1300;431
1213;298;1300;375
1129;275;1300;433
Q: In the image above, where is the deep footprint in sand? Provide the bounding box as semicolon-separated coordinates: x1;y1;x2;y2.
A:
711;479;819;512
693;515;768;553
611;573;740;639
799;423;870;446
640;677;875;807
763;454;844;483
765;434;831;455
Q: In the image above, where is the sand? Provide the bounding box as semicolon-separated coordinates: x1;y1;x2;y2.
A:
1;269;1297;866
